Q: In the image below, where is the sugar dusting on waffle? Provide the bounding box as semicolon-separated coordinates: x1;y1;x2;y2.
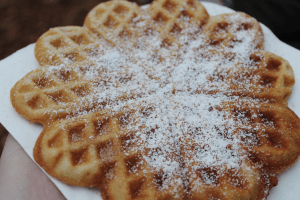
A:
11;0;299;199
41;11;268;187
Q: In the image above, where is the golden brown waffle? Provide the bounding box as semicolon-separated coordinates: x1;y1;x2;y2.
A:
10;0;300;199
34;26;99;66
204;50;294;103
201;13;264;49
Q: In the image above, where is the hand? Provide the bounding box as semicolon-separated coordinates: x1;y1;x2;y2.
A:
0;134;66;200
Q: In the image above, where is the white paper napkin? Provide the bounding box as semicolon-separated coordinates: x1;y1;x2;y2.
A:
1;2;300;200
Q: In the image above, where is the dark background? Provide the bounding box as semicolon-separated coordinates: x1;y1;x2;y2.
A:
1;0;300;158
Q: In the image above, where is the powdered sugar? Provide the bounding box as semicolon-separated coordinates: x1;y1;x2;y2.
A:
42;11;269;188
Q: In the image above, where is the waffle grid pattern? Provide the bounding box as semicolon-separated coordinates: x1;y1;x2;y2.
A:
35;26;100;66
35;109;189;199
201;13;264;49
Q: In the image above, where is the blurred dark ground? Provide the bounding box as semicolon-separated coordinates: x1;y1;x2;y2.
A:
1;0;300;158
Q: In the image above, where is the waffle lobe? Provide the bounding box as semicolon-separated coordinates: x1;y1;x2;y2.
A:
10;0;300;199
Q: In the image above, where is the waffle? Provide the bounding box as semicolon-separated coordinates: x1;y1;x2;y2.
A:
10;0;300;199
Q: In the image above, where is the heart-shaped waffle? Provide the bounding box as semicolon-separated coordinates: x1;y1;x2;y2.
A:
10;0;300;199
